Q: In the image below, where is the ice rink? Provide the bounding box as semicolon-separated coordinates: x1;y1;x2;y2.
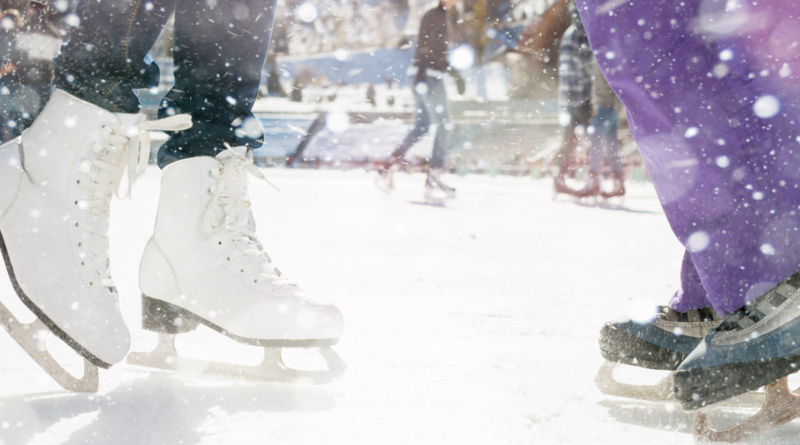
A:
0;168;797;444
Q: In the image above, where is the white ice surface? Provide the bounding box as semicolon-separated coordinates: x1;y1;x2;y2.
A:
0;168;796;444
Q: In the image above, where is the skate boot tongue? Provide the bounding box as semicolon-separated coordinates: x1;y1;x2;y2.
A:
206;145;292;291
212;146;263;235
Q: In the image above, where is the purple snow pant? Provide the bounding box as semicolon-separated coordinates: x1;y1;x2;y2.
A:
576;0;800;315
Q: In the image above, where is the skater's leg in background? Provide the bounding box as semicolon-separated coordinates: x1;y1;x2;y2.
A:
591;105;622;176
53;0;178;113
554;105;591;171
428;77;452;170
554;112;578;170
157;0;278;167
578;0;800;315
586;118;603;176
388;87;431;164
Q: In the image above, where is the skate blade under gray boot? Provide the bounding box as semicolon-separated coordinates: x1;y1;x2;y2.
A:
597;306;719;401
673;273;800;441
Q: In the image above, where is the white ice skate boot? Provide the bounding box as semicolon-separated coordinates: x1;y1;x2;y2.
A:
424;168;456;203
131;145;345;383
0;89;191;391
374;163;397;194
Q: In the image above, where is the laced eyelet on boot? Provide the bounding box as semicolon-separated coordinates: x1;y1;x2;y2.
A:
198;145;294;296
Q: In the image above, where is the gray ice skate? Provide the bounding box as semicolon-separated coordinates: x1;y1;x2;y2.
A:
596;306;718;402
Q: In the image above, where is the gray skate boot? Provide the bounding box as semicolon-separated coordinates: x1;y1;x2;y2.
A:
596;306;719;401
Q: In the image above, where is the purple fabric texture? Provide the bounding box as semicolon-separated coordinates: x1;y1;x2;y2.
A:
576;0;800;315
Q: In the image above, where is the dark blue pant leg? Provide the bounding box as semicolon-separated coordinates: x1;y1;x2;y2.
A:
390;90;431;161
53;0;178;113
157;0;278;167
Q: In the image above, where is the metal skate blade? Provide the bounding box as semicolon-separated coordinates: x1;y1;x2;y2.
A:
594;361;675;402
596;362;800;411
693;377;800;442
127;332;346;384
0;299;98;392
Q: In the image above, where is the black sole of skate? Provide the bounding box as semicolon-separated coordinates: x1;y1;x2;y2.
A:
141;294;339;347
674;353;800;410
0;230;112;369
599;324;686;371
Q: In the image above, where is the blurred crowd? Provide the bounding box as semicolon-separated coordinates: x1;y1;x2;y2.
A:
272;0;410;55
0;0;632;192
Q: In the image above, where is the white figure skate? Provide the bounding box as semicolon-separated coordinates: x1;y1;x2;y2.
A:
0;89;191;392
130;146;345;384
424;168;456;203
374;164;398;194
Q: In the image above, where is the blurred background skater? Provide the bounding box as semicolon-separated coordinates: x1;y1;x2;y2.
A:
579;61;624;199
0;0;72;142
552;1;592;198
375;0;466;202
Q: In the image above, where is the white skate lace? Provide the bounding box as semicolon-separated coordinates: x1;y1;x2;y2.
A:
74;114;192;290
203;144;294;292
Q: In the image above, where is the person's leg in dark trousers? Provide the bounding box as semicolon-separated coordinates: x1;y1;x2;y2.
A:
426;77;452;170
387;84;432;167
157;0;277;167
553;104;591;194
53;0;179;113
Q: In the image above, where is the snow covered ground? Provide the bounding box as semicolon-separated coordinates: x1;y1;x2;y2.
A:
0;168;797;444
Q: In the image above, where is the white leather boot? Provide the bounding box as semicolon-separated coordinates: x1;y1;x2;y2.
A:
0;89;191;390
424;168;456;202
133;146;344;382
